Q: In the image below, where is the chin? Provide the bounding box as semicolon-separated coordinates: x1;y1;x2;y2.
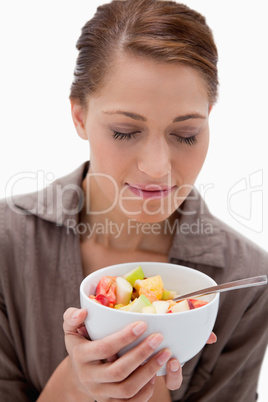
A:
125;211;174;224
120;198;184;224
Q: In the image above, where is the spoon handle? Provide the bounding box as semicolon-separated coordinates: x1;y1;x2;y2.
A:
172;275;267;302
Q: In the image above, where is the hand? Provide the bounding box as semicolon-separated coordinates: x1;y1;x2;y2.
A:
63;307;183;401
207;332;217;344
164;331;216;391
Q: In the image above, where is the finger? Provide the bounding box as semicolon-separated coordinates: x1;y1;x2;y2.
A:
106;354;118;363
97;378;155;402
165;358;183;391
93;332;164;383
63;308;88;334
63;308;89;354
119;380;155;402
92;348;172;399
115;379;156;402
207;332;217;344
77;325;90;339
77;320;148;362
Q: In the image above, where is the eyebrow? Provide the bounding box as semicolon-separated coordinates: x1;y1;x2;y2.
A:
102;110;206;122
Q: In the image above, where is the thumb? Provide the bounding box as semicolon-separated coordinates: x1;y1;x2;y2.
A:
63;308;89;353
63;307;88;334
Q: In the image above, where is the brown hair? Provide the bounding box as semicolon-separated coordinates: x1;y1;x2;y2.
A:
70;0;219;106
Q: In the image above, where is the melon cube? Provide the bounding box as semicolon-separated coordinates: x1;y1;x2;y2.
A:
170;299;190;313
128;294;152;313
141;305;156;314
123;266;145;286
134;275;164;300
116;276;132;305
152;300;170;314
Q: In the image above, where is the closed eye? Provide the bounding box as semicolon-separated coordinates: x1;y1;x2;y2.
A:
112;131;140;141
112;131;197;145
171;134;197;146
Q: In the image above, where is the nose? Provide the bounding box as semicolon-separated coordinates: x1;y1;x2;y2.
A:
137;137;172;179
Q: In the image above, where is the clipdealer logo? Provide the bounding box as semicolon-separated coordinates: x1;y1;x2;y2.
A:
4;169;265;234
65;217;214;238
227;170;263;233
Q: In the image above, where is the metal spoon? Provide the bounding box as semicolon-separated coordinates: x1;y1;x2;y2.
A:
172;275;267;302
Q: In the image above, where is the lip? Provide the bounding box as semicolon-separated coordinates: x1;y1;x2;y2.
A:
126;183;177;200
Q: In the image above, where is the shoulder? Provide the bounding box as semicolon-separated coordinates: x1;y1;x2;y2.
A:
210;213;268;278
0;195;52;284
0;195;30;253
170;190;268;279
0;161;89;243
0;162;88;278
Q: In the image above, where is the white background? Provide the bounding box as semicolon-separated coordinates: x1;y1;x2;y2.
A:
0;0;267;399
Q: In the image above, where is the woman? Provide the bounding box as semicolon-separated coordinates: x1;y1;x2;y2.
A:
0;0;267;401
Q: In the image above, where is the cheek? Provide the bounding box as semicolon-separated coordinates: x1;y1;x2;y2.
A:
193;140;209;170
89;134;112;166
89;137;133;176
174;137;209;182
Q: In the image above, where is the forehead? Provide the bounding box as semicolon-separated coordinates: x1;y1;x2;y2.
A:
87;53;210;117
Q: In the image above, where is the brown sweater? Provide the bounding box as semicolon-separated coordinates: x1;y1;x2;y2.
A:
0;162;267;401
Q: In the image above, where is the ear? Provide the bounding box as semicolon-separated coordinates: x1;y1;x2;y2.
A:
208;104;213;115
70;100;88;140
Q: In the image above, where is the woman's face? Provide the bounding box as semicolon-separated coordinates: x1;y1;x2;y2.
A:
72;54;211;223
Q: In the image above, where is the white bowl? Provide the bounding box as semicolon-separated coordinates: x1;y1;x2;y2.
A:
80;262;219;375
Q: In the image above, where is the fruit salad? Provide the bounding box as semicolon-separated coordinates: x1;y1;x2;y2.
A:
89;265;208;314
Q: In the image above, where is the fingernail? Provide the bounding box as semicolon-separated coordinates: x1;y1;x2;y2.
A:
169;359;180;372
157;349;172;366
212;334;217;343
72;310;82;320
148;334;163;350
150;375;156;385
132;322;147;336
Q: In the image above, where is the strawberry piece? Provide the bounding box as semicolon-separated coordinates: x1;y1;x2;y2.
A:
95;276;117;306
188;298;208;308
95;294;110;306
